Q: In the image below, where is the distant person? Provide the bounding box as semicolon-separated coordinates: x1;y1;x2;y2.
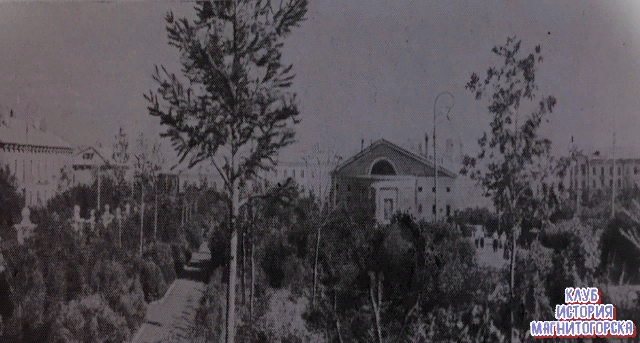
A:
499;232;506;249
492;231;499;252
474;226;480;248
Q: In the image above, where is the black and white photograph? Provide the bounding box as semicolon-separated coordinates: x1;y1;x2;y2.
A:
0;0;639;342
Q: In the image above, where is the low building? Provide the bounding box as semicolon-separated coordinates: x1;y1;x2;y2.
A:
566;147;640;197
330;139;458;225
0;116;73;207
260;160;335;204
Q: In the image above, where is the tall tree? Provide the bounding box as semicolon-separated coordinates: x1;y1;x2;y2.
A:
0;166;24;232
145;1;308;342
461;36;557;343
133;133;164;255
112;126;132;204
300;143;343;308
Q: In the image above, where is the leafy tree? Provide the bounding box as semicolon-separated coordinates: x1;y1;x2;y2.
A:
112;125;132;203
462;36;558;342
0;165;24;235
132;133;164;254
145;1;308;342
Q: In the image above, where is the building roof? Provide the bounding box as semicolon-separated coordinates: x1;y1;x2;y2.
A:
0;117;72;149
333;138;458;178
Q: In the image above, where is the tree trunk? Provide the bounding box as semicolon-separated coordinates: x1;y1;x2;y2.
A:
225;179;240;343
509;227;517;343
312;223;321;308
118;216;122;249
250;232;255;332
140;185;145;257
154;183;158;241
97;167;101;212
369;271;383;343
242;230;246;305
334;290;345;343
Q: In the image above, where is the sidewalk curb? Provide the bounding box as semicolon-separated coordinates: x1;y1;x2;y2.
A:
130;323;149;343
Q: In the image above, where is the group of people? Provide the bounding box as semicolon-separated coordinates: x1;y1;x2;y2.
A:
473;225;506;253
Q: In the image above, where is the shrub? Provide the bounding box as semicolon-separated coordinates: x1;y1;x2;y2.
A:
252;289;324;343
144;242;177;284
139;260;168;303
193;269;227;342
112;276;147;332
49;294;130;343
171;242;189;275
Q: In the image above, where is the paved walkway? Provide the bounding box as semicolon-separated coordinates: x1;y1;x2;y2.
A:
470;237;509;269
130;243;211;343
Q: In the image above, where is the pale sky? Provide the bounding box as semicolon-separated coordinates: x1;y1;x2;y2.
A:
1;0;640;165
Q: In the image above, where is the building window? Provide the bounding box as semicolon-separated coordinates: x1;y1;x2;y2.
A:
29;191;33;206
446;187;451;193
311;170;315;178
14;159;17;176
581;164;586;176
593;180;596;188
432;205;436;214
446;205;451;217
601;167;605;175
30;160;33;180
581;180;585;189
432;187;436;193
284;170;288;178
301;170;304;178
418;204;423;213
336;183;339;190
418;187;423;192
347;184;351;192
618;179;621;188
292;169;296;178
383;199;394;220
44;190;47;202
635;166;639;175
593;167;596;175
610;179;613;187
618;167;621;175
610;166;613;176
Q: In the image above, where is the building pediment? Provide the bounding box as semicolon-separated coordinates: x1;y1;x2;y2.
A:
333;139;456;178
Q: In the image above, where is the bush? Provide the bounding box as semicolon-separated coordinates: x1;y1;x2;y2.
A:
111;276;147;333
49;294;130;343
193;269;227;342
139;260;168;303
252;289;324;343
171;242;189;275
144;242;177;284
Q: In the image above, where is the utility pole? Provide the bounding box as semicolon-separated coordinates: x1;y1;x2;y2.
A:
434;106;438;223
612;131;616;218
432;92;454;223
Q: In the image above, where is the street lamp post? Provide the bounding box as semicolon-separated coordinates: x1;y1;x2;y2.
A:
433;91;454;223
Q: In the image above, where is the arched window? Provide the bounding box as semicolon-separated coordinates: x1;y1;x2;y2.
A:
370;160;396;175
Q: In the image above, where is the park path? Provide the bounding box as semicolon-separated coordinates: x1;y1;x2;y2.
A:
130;242;211;343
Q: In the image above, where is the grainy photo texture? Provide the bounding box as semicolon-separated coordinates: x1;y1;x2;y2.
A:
0;1;639;342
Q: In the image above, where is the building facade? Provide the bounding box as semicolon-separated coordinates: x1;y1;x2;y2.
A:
567;150;640;197
330;139;458;225
0;117;74;207
259;160;335;204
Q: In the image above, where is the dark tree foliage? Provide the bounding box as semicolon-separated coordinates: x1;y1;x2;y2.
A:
0;165;24;236
146;3;309;339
